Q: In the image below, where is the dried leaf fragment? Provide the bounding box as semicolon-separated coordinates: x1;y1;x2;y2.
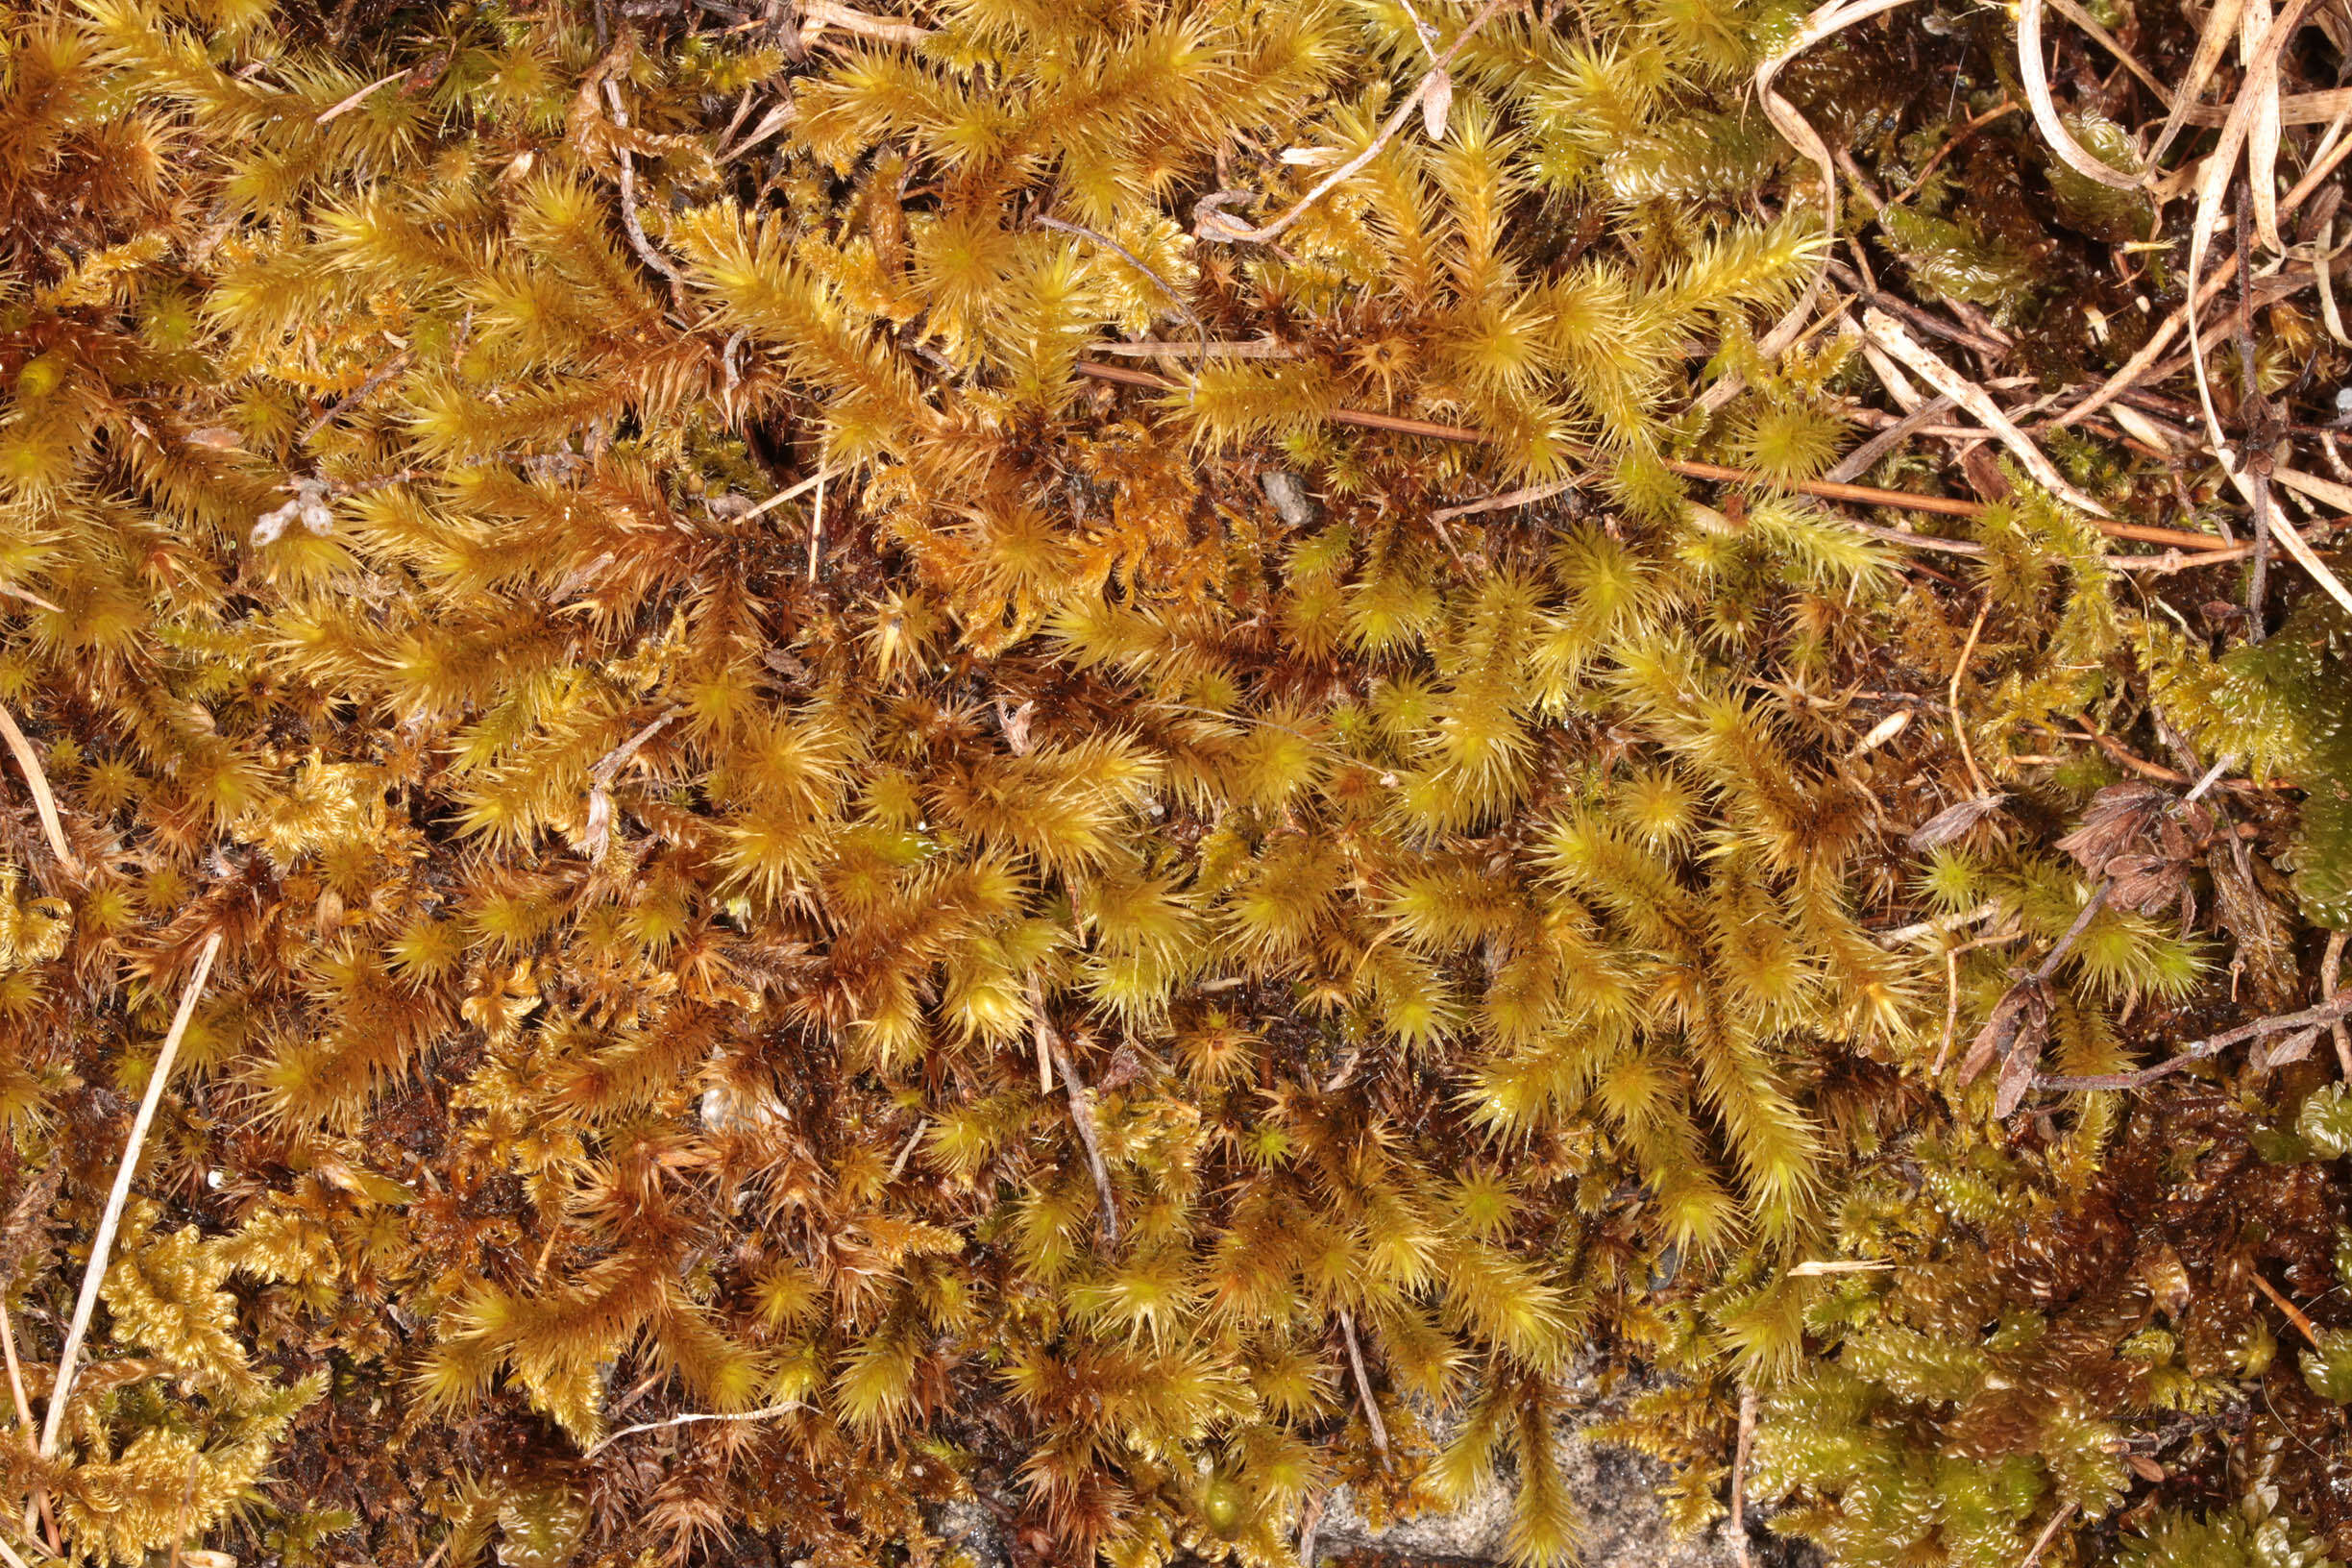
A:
1422;68;1453;140
1961;975;2053;1101
1908;792;2008;851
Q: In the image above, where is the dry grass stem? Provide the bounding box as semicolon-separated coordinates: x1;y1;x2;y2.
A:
314;64;414;124
2043;0;2171;104
1862;308;2109;514
2019;0;2139;188
0;585;62;616
797;0;933;46
2323;929;2350;1076
1752;0;1923;358
37;932;224;1460
1948;600;1993;798
2150;0;2252;160
581;1402;801;1459
744;465;843;521
0;701;77;874
807;467;826;583
2018;1503;2077;1568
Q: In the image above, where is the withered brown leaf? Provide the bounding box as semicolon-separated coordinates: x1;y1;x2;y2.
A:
1908;792;2010;852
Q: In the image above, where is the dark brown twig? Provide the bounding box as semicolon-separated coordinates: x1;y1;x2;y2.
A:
602;81;688;295
1730;1384;1758;1568
1050;1041;1120;1248
1824;394;1960;482
298;350;412;446
1338;1311;1390;1455
1036;216;1208;376
2036;993;2352;1091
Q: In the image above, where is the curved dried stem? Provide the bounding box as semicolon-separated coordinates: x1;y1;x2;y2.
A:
2019;0;2140;189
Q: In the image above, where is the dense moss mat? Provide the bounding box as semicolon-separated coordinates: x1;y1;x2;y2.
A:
1;0;2348;1565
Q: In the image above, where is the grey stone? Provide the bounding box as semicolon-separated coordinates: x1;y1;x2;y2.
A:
1262;470;1319;529
926;1498;1009;1568
1310;1364;1801;1568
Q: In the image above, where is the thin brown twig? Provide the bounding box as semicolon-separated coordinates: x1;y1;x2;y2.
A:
0;1296;52;1553
2033;880;2114;986
1050;1042;1120;1248
2038;992;2352;1091
38;932;224;1460
1337;1311;1390;1455
1035;215;1207;376
0;702;76;874
2043;0;2171;106
2251;1272;2323;1346
1430;476;1579;524
1075;360;2238;550
1888;104;2021;208
1091;339;1298;360
1824;394;1960;482
297;351;412;446
2071;728;2288;791
1932;946;1965;1076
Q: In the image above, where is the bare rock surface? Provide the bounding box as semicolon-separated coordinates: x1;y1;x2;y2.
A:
1312;1431;1758;1567
1311;1362;1815;1568
927;1362;1818;1568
